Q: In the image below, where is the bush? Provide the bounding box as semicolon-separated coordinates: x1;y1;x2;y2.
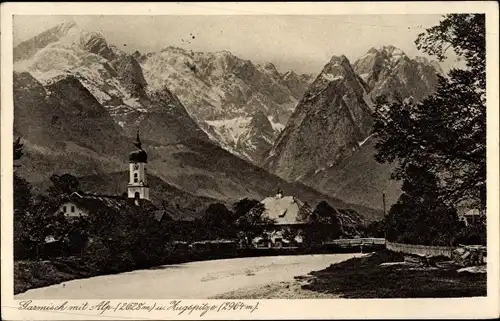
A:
455;223;486;245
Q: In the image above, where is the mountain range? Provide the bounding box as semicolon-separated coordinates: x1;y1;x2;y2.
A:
264;45;443;210
13;20;444;225
138;46;313;163
13;20;384;230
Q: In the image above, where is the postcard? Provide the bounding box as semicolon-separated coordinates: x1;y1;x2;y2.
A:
1;2;499;320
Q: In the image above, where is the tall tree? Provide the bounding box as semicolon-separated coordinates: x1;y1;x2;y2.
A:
235;201;275;247
13;136;24;161
202;202;235;239
384;165;462;246
373;14;486;210
13;137;31;212
15;194;68;259
13;137;34;258
233;198;260;221
302;201;342;247
13;136;71;259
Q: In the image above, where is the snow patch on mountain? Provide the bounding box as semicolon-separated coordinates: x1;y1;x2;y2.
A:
140;46;312;164
357;134;374;147
206;117;252;143
322;74;344;82
268;116;285;132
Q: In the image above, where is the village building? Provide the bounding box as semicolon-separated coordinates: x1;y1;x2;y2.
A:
53;131;163;219
251;190;312;248
40;132;175;257
55;191;162;221
250;190;363;248
458;209;486;227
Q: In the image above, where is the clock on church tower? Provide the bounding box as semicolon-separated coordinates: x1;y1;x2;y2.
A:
127;131;150;200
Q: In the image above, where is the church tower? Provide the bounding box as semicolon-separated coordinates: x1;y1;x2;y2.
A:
128;131;150;200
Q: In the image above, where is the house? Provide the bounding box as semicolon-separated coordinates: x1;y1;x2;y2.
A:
250;191;312;248
459;209;486;227
54;192;161;220
248;190;364;248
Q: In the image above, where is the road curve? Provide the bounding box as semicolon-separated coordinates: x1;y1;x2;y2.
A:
15;253;364;299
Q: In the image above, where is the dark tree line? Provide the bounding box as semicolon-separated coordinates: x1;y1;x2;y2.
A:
372;14;486;245
14;138;71;259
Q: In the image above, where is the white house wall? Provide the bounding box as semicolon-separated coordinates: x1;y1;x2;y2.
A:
58;202;90;218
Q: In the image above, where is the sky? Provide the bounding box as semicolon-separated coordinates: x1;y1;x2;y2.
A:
13;15;461;74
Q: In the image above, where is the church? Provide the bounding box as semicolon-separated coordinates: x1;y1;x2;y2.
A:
53;132;168;223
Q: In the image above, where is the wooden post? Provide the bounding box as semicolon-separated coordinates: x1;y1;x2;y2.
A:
383;192;386;217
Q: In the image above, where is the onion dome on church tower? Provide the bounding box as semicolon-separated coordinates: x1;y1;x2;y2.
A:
129;130;148;163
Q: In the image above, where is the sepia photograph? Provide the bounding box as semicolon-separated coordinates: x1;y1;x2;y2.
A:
1;2;499;320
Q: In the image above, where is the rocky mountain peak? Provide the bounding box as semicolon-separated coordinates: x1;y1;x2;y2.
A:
415;56;444;75
262;62;280;77
328;54;351;65
380;44;403;54
307;55;361;96
54;20;78;35
160;46;191;55
14;20;117;63
140;47;313;164
282;70;297;80
13;71;46;96
111;54;148;97
78;30;116;61
249;110;274;132
353;45;442;101
264;55;373;181
281;70;314;100
14;20;76;61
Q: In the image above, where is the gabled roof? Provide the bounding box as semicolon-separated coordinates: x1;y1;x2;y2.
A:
259;195;311;225
153;209;175;222
56;192;159;216
463;209;485;217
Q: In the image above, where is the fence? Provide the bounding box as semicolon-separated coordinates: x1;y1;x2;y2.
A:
325;238;386;246
386;241;455;258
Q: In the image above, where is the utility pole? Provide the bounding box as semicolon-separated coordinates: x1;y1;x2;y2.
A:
383;192;388;243
382;192;386;217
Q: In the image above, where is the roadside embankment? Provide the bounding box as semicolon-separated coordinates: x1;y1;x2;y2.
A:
215;250;487;299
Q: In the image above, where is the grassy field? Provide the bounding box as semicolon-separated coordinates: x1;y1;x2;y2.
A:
302;250;486;298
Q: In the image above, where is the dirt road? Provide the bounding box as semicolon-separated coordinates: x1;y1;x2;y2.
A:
15;253;364;299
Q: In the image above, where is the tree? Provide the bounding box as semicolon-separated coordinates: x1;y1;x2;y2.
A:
14;174;33;217
373;14;486;211
85;206;169;271
362;220;385;238
13;136;31;212
282;227;299;246
14;194;69;259
302;201;342;247
48;173;82;197
416;14;485;87
202;202;235;239
455;222;486;245
383;165;462;246
297;201;313;223
12;136;73;259
233;198;260;221
13;136;24;161
235;200;276;247
13;136;33;258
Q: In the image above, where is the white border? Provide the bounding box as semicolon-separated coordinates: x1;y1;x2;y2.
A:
1;2;499;320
